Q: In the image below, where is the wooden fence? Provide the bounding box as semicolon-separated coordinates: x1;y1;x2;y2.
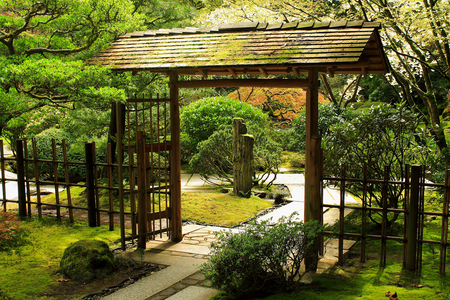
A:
322;164;450;275
0;138;136;248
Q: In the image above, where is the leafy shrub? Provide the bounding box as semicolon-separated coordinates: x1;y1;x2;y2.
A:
181;96;268;159
281;151;305;168
291;103;354;151
189;123;282;187
323;103;435;226
27;128;107;182
200;214;324;299
0;212;28;252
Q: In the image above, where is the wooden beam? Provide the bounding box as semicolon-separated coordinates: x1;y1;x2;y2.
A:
228;68;238;79
327;67;336;78
176;79;309;89
169;72;182;242
259;68;268;78
293;67;300;78
198;69;208;79
362;67;367;77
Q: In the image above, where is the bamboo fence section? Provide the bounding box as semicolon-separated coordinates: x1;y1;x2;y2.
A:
0;95;174;250
322;164;450;275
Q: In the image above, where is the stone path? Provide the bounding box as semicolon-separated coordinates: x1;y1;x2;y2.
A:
108;224;355;299
103;174;358;300
1;142;359;299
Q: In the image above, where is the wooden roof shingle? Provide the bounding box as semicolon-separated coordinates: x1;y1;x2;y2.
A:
91;20;389;77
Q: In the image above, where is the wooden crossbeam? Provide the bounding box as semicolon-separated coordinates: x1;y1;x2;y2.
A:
176;78;309;88
259;68;268;78
228;68;238;79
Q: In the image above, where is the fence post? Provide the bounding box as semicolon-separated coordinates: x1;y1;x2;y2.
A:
406;165;420;270
16;140;27;218
440;169;450;275
137;131;148;249
85;143;97;227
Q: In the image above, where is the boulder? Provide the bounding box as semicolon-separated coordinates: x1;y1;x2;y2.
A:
60;240;116;283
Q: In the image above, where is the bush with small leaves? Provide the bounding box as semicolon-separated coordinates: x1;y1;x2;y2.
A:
200;214;324;299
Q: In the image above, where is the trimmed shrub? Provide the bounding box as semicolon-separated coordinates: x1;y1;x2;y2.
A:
181;96;268;160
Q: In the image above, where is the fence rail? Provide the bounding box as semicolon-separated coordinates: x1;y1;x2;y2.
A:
0;139;141;248
322;164;450;275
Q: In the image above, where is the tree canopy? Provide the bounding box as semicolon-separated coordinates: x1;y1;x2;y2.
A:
201;0;450;151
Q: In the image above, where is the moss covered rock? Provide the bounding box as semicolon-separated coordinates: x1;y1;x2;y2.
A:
60;240;116;283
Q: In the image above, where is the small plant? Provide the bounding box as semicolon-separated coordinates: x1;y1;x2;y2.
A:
0;212;29;252
200;213;324;299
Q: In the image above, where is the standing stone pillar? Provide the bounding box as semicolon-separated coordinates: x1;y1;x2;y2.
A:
233;118;254;198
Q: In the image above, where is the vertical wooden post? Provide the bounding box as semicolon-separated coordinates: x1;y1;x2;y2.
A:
32;139;42;218
403;164;410;268
16;140;27;218
304;68;321;271
380;166;389;267
0;140;6;212
233;118;254;198
85;142;97;227
116;102;126;250
62;140;74;223
361;163;368;263
338;164;345;265
137;131;148;249
440;169;450;275
169;72;182;242
52;139;61;219
24;139;32;217
406;165;420;270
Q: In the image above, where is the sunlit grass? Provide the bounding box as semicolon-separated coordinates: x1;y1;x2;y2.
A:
182;192;272;227
0;216;122;299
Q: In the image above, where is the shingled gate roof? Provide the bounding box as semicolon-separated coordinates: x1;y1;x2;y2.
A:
91;20;389;77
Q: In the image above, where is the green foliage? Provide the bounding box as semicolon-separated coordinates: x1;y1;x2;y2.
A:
189;123;282;187
291;103;353;151
27;128;107;181
182;96;281;187
281;151;305;169
200;215;324;299
181;96;267;152
0;212;29;252
189;126;234;184
323;103;435;225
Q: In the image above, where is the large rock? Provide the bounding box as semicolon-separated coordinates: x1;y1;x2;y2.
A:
60;240;116;283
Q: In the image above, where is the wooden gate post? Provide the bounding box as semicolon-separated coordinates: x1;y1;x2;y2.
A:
169;72;182;242
406;165;421;270
304;68;321;271
85;142;97;227
15;140;27;218
233;118;254;198
136;131;148;249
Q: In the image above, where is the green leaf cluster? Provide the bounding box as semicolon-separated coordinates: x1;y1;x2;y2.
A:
200;214;324;299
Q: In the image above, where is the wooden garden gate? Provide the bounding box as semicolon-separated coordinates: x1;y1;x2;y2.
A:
126;95;174;248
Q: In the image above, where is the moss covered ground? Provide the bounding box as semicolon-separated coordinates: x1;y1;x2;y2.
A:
0;191;271;299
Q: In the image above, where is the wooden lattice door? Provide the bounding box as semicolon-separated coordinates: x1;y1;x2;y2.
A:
126;96;173;247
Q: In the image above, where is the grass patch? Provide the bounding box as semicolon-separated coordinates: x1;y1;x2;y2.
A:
41;189;269;227
182;192;272;227
259;238;450;299
0;216;123;299
280;151;305;171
